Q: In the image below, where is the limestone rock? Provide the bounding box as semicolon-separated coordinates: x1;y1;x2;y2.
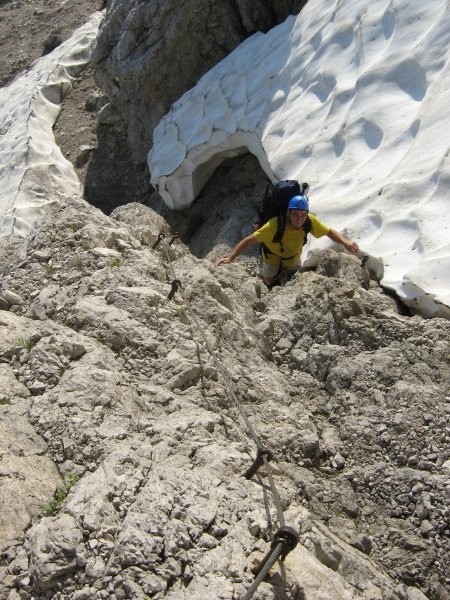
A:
110;202;167;248
0;363;30;404
26;514;83;591
0;287;23;307
1;1;447;597
0;145;449;600
0;410;62;552
316;249;371;289
93;0;307;162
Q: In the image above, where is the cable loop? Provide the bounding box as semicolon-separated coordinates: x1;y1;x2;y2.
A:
241;527;299;600
152;232;165;249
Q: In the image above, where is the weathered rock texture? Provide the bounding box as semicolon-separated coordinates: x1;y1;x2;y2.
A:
0;0;105;87
1;2;449;599
0;188;448;599
93;0;307;163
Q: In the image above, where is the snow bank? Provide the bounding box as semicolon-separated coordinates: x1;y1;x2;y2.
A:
148;0;450;317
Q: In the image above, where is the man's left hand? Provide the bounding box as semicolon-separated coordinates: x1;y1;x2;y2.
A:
344;240;359;253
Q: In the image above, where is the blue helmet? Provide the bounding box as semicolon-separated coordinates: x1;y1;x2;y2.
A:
288;195;309;211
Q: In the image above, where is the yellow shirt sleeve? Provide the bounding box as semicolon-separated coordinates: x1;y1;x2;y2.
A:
309;214;330;238
252;217;278;245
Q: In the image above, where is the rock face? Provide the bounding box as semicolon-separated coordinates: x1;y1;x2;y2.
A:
1;2;449;599
0;191;448;599
93;0;307;163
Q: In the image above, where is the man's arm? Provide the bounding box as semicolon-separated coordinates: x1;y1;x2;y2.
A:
327;229;359;253
217;234;259;265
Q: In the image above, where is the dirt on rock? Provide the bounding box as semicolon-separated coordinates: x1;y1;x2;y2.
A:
0;0;105;87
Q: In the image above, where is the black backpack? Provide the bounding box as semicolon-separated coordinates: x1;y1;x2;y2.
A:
258;179;311;253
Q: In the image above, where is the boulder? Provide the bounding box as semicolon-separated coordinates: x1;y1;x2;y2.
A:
26;514;83;591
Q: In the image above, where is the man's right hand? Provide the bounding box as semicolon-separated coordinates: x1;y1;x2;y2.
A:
216;256;232;266
215;234;258;267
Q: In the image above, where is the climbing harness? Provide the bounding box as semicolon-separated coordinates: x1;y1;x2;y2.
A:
156;233;299;599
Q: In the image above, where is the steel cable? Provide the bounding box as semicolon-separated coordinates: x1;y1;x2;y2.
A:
162;238;263;448
240;542;284;600
160;236;296;597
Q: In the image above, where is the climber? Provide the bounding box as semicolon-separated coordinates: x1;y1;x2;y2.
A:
216;195;359;287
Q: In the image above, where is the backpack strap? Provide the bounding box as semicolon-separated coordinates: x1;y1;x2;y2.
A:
272;212;286;251
303;216;311;246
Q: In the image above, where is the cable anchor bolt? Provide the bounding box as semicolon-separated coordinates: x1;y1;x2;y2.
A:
271;525;299;561
243;447;274;480
253;526;299;578
168;279;182;300
152;232;165;249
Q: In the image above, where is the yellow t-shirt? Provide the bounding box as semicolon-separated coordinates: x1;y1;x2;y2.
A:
253;213;330;266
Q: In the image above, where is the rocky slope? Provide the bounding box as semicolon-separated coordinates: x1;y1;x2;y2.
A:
0;186;449;599
0;1;449;599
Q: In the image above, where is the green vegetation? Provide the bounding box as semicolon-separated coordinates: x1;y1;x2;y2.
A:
15;336;34;352
65;222;83;232
108;258;122;268
44;264;56;276
71;256;84;271
42;473;80;517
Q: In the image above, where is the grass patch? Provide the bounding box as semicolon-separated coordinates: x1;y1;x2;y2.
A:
15;336;34;352
44;264;56;276
71;256;85;271
108;258;122;268
65;222;83;232
42;473;80;517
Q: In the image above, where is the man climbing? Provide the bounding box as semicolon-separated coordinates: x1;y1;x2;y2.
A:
217;195;359;287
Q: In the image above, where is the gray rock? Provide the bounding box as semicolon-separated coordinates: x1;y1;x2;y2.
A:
97;102;123;125
313;537;342;571
93;0;307;162
110;202;167;248
75;144;96;167
0;410;62;551
351;534;372;555
26;514;83;591
33;249;52;261
316;249;371;289
0;288;23;306
0;76;449;598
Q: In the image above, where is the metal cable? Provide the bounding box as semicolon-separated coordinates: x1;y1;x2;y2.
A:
160;236;295;598
161;239;285;508
162;238;263;448
262;454;285;527
240;542;284;600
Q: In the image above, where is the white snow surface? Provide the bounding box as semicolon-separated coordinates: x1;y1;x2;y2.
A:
148;0;450;318
0;12;103;238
